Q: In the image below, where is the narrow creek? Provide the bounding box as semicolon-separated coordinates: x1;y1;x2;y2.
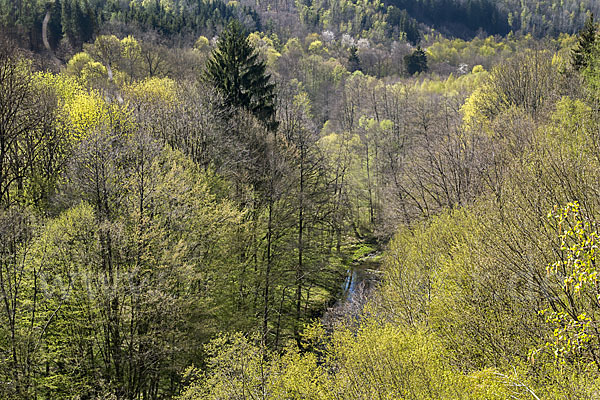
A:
323;249;383;327
341;252;382;303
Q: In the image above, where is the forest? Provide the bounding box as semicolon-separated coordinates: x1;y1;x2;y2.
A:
1;0;600;399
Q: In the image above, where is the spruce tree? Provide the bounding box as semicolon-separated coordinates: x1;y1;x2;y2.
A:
348;46;361;72
572;13;598;71
204;21;277;130
404;46;428;75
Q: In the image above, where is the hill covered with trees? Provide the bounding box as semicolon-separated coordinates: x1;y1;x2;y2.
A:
2;1;600;399
5;0;600;55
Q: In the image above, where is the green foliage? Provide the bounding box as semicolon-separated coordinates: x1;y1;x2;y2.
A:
386;0;509;37
178;332;328;400
323;322;468;399
579;29;600;100
66;51;108;85
0;43;69;208
351;243;376;261
0;134;249;397
247;32;281;66
61;0;95;46
542;201;600;364
548;201;599;295
425;35;520;68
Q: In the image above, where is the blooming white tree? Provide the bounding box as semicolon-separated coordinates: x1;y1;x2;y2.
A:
357;38;370;49
322;30;335;43
341;34;355;47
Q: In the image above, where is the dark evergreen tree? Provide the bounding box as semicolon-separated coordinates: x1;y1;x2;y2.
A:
404;46;428;75
347;46;361;72
204;21;277;130
48;0;63;50
572;13;598;71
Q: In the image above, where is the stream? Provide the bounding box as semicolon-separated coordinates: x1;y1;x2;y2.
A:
342;252;382;303
323;251;383;327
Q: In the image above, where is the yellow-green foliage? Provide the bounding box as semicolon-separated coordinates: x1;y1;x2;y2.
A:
6;12;600;400
27;202;100;396
66;91;109;140
179;321;515;400
372;202;600;397
555;32;578;52
124;76;178;105
308;39;326;55
25;142;247;396
33;202;98;273
377;93;600;397
33;71;85;106
71;34;149;87
66;52;97;75
284;37;303;54
118;35;142;82
248;32;282;66
426;36;514;66
460;84;499;129
120;35;141;59
177;332;283;400
472;64;485;73
32;72;110;142
66;52;109;87
547;97;592;148
33;71;136;141
323;322;467;399
462;49;559;130
543;200;600;362
416;69;488;96
582;39;600;100
304;33;321;48
186;332;327;400
378;209;476;327
319;129;371;227
194;35;210;52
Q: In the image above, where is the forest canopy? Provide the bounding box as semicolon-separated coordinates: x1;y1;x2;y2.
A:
1;1;600;399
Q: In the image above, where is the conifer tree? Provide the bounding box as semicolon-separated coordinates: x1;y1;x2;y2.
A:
404;46;428;75
572;13;597;71
204;21;277;130
348;46;361;72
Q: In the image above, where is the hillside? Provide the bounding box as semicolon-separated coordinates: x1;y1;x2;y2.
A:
4;0;600;55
